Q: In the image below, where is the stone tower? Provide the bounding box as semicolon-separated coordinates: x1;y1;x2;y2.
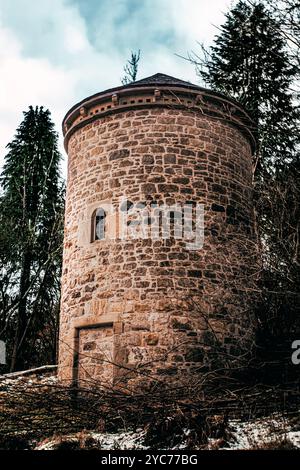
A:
58;73;258;390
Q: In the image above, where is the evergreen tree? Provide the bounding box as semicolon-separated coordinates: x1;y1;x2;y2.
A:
189;0;300;360
195;0;299;175
0;106;65;372
263;0;300;69
122;50;141;85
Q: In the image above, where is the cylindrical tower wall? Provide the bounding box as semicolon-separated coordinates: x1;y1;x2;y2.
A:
58;77;258;389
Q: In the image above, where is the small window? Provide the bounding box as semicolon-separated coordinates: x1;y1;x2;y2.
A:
91;208;106;242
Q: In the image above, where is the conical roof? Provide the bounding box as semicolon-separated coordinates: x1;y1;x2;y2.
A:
63;72;256;153
128;73;198;89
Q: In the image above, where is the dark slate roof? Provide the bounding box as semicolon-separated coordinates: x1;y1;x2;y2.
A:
127;73;199;89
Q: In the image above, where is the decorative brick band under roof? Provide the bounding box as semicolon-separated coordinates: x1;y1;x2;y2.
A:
62;72;256;152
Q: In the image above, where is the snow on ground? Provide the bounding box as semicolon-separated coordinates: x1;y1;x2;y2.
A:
35;415;300;450
225;415;300;449
1;374;57;386
1;369;299;450
35;429;148;450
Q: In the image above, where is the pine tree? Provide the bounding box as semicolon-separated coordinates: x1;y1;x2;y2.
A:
263;0;300;69
122;50;141;85
191;0;300;358
0;106;65;372
195;0;299;175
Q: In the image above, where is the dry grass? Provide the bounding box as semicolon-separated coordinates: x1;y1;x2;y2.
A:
0;371;299;450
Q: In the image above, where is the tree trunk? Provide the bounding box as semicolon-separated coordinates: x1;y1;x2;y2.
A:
10;251;31;372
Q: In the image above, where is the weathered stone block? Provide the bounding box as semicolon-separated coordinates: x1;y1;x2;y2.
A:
144;334;159;346
109;149;130;161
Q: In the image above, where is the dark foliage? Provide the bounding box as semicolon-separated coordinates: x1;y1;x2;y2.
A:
189;0;300;362
0;106;65;372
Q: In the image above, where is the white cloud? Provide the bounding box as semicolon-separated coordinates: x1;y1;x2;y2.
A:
0;23;77;167
0;0;233;174
64;23;89;54
0;0;119;169
168;0;232;46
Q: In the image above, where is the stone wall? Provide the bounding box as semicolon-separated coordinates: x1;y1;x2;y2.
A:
58;100;259;390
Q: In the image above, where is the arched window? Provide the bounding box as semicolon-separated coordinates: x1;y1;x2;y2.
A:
91;208;106;242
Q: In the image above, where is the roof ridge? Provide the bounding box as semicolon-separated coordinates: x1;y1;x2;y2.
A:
129;73;197;88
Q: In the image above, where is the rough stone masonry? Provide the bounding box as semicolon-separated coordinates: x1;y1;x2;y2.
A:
58;73;260;390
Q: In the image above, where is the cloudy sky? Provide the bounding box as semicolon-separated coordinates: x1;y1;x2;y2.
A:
0;0;233;171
